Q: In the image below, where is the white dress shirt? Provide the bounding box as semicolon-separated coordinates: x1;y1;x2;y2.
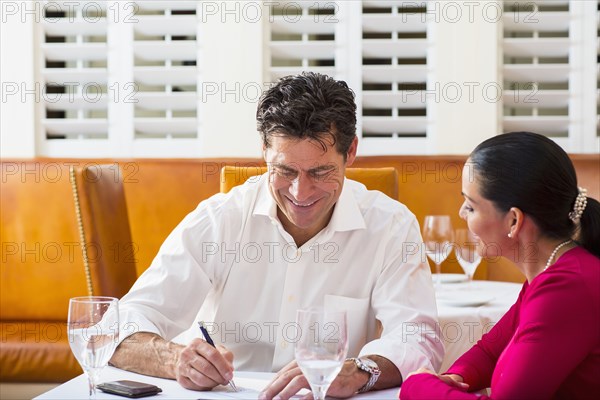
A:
118;173;444;378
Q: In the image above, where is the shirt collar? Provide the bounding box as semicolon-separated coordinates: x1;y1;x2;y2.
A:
253;173;366;233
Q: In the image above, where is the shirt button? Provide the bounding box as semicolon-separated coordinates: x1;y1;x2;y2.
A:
288;295;295;302
281;341;288;349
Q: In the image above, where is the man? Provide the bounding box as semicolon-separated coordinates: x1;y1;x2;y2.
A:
110;72;443;398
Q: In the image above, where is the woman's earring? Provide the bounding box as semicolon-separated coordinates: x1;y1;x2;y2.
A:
508;233;512;238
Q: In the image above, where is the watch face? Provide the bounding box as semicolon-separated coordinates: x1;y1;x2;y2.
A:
359;357;379;371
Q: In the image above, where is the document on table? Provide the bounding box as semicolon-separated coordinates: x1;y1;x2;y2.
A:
199;377;307;399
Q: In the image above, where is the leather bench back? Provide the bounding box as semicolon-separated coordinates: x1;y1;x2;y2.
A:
1;161;88;321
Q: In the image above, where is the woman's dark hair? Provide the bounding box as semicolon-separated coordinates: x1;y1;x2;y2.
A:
469;131;600;258
256;72;357;158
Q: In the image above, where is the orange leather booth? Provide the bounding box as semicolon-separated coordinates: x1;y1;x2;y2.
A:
1;154;598;383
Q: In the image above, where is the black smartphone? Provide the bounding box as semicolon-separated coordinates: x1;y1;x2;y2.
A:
96;380;162;398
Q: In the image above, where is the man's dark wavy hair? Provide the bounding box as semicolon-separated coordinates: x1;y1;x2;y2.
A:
256;72;357;158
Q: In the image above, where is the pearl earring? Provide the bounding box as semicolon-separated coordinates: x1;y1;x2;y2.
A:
508;233;512;238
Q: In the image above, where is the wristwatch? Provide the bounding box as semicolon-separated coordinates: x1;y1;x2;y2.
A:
351;357;381;393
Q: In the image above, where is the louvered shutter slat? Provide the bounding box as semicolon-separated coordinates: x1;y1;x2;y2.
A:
504;116;570;134
363;91;425;109
362;116;428;134
43;69;108;85
270;42;336;60
503;90;570;108
134;41;197;61
362;14;427;33
42;19;107;36
134;67;197;86
45;95;108;111
43;43;107;62
362;39;427;58
271;17;336;35
43;119;108;136
134;118;197;135
136;93;197;111
502;12;570;32
503;38;570;58
504;65;571;83
363;66;427;83
135;16;197;36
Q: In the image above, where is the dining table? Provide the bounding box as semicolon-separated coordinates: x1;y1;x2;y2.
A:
434;275;522;371
36;277;522;399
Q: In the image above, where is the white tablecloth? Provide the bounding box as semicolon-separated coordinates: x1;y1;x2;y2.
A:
36;280;521;399
35;367;400;399
436;280;522;372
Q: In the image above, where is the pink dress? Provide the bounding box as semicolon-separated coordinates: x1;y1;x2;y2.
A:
400;247;600;399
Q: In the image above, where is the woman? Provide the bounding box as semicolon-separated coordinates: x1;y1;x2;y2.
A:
401;132;600;399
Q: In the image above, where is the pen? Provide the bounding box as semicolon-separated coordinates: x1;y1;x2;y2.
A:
198;321;238;392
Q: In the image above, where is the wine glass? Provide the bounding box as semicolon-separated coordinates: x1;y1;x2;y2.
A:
455;228;482;286
68;296;120;399
295;308;349;400
422;215;454;285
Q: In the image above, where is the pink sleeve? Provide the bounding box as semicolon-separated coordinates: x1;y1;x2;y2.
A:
400;373;489;400
445;287;524;391
481;272;598;399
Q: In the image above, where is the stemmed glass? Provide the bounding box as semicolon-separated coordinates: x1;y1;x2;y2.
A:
68;296;120;399
295;308;349;400
422;215;454;285
455;229;482;286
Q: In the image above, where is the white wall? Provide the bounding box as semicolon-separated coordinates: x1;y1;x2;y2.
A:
201;9;264;157
430;1;502;154
1;9;36;158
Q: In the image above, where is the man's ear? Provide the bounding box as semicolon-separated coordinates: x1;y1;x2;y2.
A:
345;136;358;166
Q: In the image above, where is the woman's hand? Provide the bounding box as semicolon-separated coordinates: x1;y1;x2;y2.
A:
406;368;469;391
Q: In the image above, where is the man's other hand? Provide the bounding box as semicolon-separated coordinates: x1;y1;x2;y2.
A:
258;359;367;400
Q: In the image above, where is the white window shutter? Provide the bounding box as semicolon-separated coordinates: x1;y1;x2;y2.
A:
265;1;431;155
40;1;109;143
132;1;198;140
267;1;339;81
502;0;599;152
38;0;202;157
359;1;429;154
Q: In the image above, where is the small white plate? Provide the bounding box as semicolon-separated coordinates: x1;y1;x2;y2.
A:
433;273;469;284
436;291;495;307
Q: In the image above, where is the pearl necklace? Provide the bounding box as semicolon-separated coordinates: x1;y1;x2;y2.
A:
544;240;572;271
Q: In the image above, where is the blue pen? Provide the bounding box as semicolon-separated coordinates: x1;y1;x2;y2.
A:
198;321;238;392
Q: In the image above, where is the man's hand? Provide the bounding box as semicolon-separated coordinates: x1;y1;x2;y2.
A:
406;368;469;391
259;359;368;400
175;338;234;391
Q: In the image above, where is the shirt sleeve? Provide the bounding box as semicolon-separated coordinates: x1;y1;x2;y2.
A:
117;195;227;345
359;214;445;379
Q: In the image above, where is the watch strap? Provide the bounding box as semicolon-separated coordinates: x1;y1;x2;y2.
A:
350;357;381;393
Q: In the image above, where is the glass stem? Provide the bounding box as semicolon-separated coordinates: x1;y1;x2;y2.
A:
87;376;96;399
310;384;329;400
435;263;442;285
86;368;100;399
